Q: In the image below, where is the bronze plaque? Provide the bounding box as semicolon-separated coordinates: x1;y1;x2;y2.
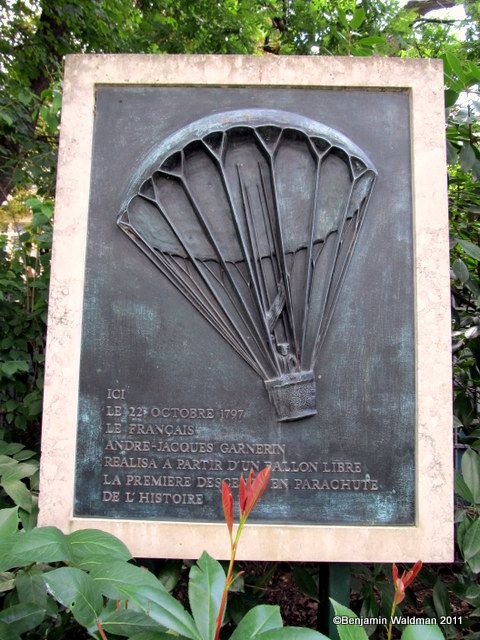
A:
75;86;415;525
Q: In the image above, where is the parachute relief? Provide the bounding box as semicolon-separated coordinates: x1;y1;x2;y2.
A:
117;109;377;422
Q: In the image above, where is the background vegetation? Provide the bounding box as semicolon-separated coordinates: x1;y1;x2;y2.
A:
1;0;480;638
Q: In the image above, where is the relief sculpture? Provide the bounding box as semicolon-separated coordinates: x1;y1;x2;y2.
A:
117;109;377;421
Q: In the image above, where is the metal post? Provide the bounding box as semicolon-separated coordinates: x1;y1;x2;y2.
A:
317;563;351;639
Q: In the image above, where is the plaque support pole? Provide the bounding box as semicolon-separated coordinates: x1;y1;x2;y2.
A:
317;563;351;639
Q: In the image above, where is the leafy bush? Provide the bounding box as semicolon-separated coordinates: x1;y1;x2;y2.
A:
0;453;444;640
0;197;52;440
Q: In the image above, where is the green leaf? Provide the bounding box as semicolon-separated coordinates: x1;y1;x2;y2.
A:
0;507;19;537
129;633;190;640
15;568;48;609
13;449;37;462
43;567;103;628
454;507;466;523
457;517;472;555
74;553;128;573
330;600;369;640
350;8;366;29
229;569;245;593
0;603;46;634
462;448;480;502
464;61;480;85
0;534;17;572
0;112;14;126
455;470;474;503
462;518;480;573
95;609;164;637
432;579;451;618
122;584;201;639
2;443;24;455
466;277;480;298
452;258;469;284
158;559;182;592
337;9;348;28
189;551;225;640
0;361;29;377
19;501;39;531
258;629;330;639
445;89;459;108
1;479;32;511
90;561;200;638
401;624;444;639
446;51;465;83
293;566;319;601
24;198;41;209
89;560;166;599
0;572;15;593
2;461;38;482
460;144;476;172
4;526;72;569
230;605;283;640
29;469;40;492
458;239;480;262
356;36;385;46
0;621;21;640
0;455;18;474
68;528;132;566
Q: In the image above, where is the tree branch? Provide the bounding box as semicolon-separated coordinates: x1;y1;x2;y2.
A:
412;17;458;24
403;0;457;16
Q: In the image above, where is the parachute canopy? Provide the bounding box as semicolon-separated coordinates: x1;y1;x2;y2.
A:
118;109;377;421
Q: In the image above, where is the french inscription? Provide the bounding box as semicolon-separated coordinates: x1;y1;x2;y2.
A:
99;388;380;510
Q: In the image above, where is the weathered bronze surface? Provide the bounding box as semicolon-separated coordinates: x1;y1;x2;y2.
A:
117;110;377;422
75;86;414;525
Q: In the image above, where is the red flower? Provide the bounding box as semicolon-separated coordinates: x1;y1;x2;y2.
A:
392;561;422;604
222;480;234;535
239;467;271;519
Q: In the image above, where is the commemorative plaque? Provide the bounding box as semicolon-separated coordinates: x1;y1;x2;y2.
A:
39;55;453;561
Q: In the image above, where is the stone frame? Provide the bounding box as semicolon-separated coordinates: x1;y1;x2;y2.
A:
38;54;453;561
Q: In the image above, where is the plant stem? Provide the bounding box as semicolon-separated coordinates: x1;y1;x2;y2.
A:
387;597;396;640
214;518;245;640
96;620;108;640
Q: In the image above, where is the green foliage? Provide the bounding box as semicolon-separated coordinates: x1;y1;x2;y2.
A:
331;599;369;640
218;561;277;628
456;447;480;575
0;431;38;528
401;625;444;640
0;196;51;442
1;0;143;198
331;600;445;640
0;490;174;637
446;32;480;636
0;602;46;635
44;567;104;628
0;503;333;639
257;629;329;639
229;604;283;639
422;439;480;636
293;564;320;602
189;552;225;640
157;559;183;592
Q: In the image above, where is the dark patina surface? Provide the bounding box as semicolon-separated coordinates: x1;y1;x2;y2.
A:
75;86;414;525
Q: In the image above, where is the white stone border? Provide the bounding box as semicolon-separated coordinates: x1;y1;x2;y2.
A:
38;55;453;561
